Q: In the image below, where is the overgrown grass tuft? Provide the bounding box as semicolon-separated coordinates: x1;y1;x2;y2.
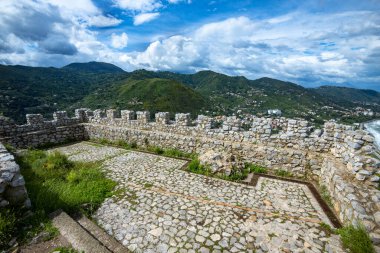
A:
187;159;212;176
18;150;116;215
319;185;333;207
0;209;16;248
246;163;268;174
275;169;293;177
53;247;80;253
147;146;164;155
216;166;250;182
338;224;374;253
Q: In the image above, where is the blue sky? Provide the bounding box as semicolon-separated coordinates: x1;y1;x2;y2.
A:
0;0;380;90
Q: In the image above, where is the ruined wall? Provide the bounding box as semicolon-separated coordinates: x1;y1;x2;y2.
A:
0;142;30;208
320;158;380;243
1;108;380;244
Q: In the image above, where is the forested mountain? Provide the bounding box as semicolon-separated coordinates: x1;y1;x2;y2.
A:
0;62;378;124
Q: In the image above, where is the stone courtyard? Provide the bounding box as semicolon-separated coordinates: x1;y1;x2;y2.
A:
52;142;345;253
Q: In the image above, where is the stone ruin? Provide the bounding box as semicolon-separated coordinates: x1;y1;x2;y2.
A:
0;108;380;245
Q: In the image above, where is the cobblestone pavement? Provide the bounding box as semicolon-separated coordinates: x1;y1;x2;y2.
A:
52;142;345;253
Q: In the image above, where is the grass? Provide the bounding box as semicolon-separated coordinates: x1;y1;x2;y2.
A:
319;185;333;207
274;169;293;177
186;161;271;182
18;150;117;215
91;139;194;159
246;163;268;174
338;224;374;253
319;222;335;236
0;209;16;248
0;149;117;251
216;166;250;182
187;159;212;176
53;247;81;253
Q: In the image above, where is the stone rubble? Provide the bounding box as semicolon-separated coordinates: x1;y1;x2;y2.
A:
0;142;30;207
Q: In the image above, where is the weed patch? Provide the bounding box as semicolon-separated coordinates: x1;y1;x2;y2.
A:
0;209;16;248
338;224;374;253
319;185;333;208
275;169;293;177
18;150;116;214
246;163;268;174
0;149;117;250
187;159;212;176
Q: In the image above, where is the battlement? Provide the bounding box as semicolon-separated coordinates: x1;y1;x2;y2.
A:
1;108;380;243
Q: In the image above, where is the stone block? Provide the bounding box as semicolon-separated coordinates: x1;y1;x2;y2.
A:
121;110;135;121
155;112;169;125
53;111;68;122
106;109;118;119
175;113;191;126
93;109;105;119
26;114;44;125
136;111;150;124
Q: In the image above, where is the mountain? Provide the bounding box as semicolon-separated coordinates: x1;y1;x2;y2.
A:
82;78;207;115
0;62;378;124
0;64;127;122
314;86;380;106
62;62;125;73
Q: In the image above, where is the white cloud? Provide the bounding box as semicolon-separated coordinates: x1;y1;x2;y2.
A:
133;12;160;25
113;0;162;12
0;0;379;88
119;11;380;86
111;32;129;49
85;15;123;27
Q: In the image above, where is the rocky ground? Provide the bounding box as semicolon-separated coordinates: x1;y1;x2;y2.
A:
52;142;345;253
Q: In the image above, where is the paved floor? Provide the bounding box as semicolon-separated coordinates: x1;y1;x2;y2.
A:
52;142;345;253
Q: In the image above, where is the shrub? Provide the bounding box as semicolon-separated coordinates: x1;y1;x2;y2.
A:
338;225;374;253
0;209;16;248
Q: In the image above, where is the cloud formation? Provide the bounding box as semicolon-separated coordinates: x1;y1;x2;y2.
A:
120;12;380;87
0;0;379;89
111;33;129;49
133;12;160;25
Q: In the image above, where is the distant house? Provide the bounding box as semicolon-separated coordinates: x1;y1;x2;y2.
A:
268;109;282;116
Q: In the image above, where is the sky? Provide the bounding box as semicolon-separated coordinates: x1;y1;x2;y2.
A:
0;0;380;90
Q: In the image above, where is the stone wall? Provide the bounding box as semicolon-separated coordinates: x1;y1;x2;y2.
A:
0;142;30;208
1;108;380;244
0;109;87;148
320;158;380;243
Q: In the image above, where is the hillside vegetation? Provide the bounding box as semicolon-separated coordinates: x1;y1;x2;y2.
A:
82;78;207;116
0;62;378;124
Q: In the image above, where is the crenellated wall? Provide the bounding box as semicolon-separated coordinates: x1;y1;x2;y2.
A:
1;108;380;244
0;109;87;148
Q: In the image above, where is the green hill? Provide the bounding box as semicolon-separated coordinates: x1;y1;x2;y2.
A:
82;78;207;116
314;86;380;106
0;64;127;122
0;62;378;124
62;62;125;73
